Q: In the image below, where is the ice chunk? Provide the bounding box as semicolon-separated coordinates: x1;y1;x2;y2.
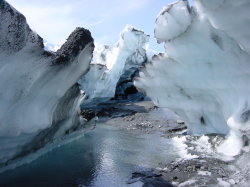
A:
79;25;149;104
135;0;250;156
155;0;191;43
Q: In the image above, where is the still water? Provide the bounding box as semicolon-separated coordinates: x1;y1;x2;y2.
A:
0;122;179;187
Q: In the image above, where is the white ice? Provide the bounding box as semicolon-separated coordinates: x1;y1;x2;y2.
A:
79;25;149;103
135;0;250;157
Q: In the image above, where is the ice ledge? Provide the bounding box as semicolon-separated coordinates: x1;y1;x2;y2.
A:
154;0;191;43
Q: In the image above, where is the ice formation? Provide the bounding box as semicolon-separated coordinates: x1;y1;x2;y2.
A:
0;1;94;167
79;25;149;105
134;0;250;155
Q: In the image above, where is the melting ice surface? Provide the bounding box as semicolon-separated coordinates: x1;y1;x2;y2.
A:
1;0;250;186
79;25;149;104
135;0;250;157
0;121;179;187
0;0;94;167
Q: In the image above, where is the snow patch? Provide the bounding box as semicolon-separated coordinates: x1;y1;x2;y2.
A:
172;136;198;159
178;179;197;187
217;178;231;187
198;170;211;176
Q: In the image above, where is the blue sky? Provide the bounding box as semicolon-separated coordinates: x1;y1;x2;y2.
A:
7;0;179;51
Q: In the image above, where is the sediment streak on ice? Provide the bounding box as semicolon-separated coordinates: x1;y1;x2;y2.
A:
0;0;94;167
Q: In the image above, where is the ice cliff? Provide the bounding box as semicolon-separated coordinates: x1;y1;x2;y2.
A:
134;0;250;156
79;25;149;105
0;0;94;168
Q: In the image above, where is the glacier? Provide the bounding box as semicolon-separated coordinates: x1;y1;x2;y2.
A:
134;0;250;156
0;0;250;185
0;0;94;168
79;25;149;105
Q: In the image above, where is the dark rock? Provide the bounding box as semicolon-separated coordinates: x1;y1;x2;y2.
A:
132;170;158;178
130;170;172;187
52;27;93;65
200;116;205;125
158;157;232;185
97;106;136;118
167;126;187;133
80;100;143;121
80;109;95;121
141;178;173;187
0;0;44;52
173;176;178;180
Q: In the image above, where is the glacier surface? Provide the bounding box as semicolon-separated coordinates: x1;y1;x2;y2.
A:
79;25;149;105
134;0;250;156
0;0;94;168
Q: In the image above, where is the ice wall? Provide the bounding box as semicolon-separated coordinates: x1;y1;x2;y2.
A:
134;0;250;155
79;25;149;105
0;0;94;167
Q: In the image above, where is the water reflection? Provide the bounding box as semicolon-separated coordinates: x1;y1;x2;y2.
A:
0;122;178;187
